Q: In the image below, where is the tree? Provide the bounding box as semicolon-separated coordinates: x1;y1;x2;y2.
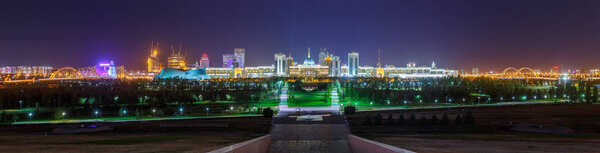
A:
386;114;394;125
397;114;405;126
408;114;416;125
430;114;439;125
374;113;383;125
364;115;373;125
440;113;450;125
464;111;476;125
455;114;463;125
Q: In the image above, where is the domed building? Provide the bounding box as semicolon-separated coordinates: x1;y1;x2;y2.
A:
289;48;330;77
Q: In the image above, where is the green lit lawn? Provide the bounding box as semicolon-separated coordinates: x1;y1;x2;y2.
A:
287;90;331;107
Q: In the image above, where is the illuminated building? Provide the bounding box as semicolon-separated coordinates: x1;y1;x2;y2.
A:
234;48;245;68
472;68;479;75
95;61;117;79
348;51;359;76
155;68;210;80
303;47;315;65
330;56;341;77
167;45;187;70
0;66;53;78
199;53;210;68
222;54;235;68
147;41;163;73
383;62;456;78
126;70;157;80
286;54;294;74
206;67;234;78
274;53;287;75
244;66;274;78
289;48;330;77
318;48;329;66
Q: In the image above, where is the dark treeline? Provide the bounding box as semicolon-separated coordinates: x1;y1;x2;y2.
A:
0;78;281;110
341;77;599;105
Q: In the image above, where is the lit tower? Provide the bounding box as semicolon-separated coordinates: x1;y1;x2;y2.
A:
286;53;294;74
375;49;384;78
324;54;332;72
274;53;287;75
234;48;245;68
147;41;163;72
199;53;210;68
168;44;187;70
348;51;359;76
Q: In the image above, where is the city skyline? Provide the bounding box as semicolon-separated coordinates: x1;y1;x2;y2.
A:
2;0;600;72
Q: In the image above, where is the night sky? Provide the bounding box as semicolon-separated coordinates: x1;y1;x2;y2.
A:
1;0;599;72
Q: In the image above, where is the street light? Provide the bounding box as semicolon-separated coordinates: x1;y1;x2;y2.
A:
152;109;156;117
206;107;210;116
28;112;32;121
19;100;23;109
94;110;99;119
179;107;184;116
62;112;66;119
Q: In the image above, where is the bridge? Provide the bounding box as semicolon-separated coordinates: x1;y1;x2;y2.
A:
1;67;104;83
482;67;559;80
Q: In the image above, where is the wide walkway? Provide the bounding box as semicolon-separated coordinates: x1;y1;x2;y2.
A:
268;82;351;153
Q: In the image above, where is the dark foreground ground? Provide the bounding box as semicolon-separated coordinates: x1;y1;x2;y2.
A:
0;117;271;153
349;103;600;153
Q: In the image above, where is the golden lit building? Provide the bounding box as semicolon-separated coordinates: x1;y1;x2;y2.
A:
147;42;163;72
167;45;187;70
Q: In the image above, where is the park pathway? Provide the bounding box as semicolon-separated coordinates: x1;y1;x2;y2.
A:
268;82;352;153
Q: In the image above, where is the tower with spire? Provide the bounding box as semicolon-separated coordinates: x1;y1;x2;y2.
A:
303;47;315;65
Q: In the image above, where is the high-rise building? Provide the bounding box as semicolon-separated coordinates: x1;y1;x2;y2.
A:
472;68;479;75
167;45;186;70
199;53;210;68
234;48;245;68
222;54;235;68
331;56;341;77
318;48;329;66
286;54;294;74
274;53;287;75
147;42;163;72
348;51;359;76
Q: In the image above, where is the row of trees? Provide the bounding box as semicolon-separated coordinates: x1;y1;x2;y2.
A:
341;77;599;105
363;112;476;126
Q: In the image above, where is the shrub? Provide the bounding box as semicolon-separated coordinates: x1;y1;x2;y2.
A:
440;113;450;125
397;114;405;126
364;115;373;125
455;114;463;125
374;113;383;125
464;111;476;125
386;114;394;125
344;106;356;115
262;108;273;118
408;114;416;125
430;115;439;125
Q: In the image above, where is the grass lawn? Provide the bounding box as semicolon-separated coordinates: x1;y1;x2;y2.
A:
287;90;331;107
